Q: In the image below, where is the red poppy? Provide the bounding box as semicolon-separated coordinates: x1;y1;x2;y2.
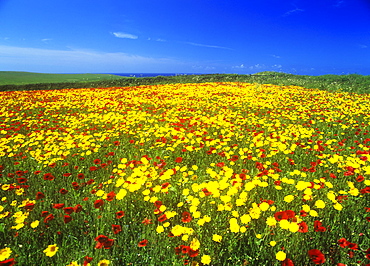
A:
158;214;167;222
34;170;41;175
41;211;49;217
63;173;72;177
188;248;199;257
105;191;116;201
73;204;83;213
89;166;98;171
94;199;104;209
298;221;308;233
356;175;364;182
338;238;348;248
83;256;93;266
24;202;35;211
281;258;294;266
138;239;148;247
64;215;72;224
274;211;289;221
93;159;101;165
216;162;225;168
94;234;114;249
115;211;125;219
102;239;114;249
43;173;55;180
202;188;212;196
53;203;65;209
181;245;190;254
114;140;121;145
44;213;55;223
175;157;183;163
181;211;192;223
347;242;358;250
0;258;16;266
16;177;27;183
314;220;326;232
59;188;68;194
112;224;122;234
161;182;170;189
77;173;85;179
308;249;326;264
71;182;80;190
63;207;74;214
142;218;152;225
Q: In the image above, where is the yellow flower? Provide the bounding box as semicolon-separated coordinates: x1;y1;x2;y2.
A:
1;184;10;191
270;241;277;247
156;225;164;233
229;218;240;233
284;195;294;203
212;234;222;242
334;203;343;211
0;247;12;261
201;255;211;265
276;251;286;261
266;216;277;226
43;244;59;257
98;260;110;266
259;202;269;211
190;238;200;250
315;200;326;209
288;222;299;233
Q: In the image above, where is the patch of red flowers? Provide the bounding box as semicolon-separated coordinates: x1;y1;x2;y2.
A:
181;211;192;223
0;258;16;266
94;199;104;209
94;235;114;249
115;211;125;219
112;224;122;234
314;220;326;232
138;239;148;247
308;249;326;264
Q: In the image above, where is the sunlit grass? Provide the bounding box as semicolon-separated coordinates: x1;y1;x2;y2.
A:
0;82;369;265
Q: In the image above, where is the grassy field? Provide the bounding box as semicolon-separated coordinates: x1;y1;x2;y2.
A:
0;71;127;86
1;79;370;265
0;71;369;94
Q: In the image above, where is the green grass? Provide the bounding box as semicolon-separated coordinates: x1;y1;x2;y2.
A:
0;71;369;94
0;71;127;85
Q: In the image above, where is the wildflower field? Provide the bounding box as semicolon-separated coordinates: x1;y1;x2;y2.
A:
0;82;369;265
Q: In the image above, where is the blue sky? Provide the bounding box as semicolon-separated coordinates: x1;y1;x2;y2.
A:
0;0;369;75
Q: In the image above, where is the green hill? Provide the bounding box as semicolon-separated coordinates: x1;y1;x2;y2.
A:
0;71;126;85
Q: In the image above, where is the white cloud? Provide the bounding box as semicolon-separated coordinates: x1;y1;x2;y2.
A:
186;42;233;50
41;38;52;42
156;38;166;42
232;64;246;69
249;64;266;70
270;54;281;59
359;44;368;49
112;32;138;39
0;45;181;72
283;8;304;17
